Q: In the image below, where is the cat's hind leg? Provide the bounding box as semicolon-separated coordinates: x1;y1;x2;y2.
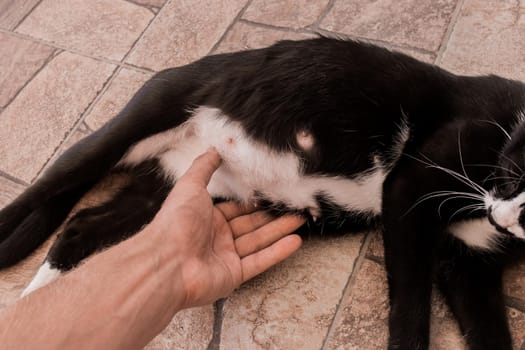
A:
0;62;206;269
21;160;173;296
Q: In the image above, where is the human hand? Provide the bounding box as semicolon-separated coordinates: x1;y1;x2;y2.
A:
146;148;305;309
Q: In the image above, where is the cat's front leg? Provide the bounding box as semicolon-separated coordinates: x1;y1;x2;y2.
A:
436;238;512;350
382;166;441;350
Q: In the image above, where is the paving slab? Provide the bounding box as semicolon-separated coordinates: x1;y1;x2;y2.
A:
242;0;330;29
0;32;54;108
220;234;364;349
0;0;40;30
85;68;153;131
320;0;458;52
126;0;248;71
440;0;525;81
0;52;115;183
16;0;153;61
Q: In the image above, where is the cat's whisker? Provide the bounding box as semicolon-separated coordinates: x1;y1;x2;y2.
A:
479;119;512;140
448;204;486;222
404;190;484;216
467;163;521;177
405;153;488;196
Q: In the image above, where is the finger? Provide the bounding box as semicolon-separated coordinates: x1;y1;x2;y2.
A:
229;211;276;238
179;148;222;187
241;234;302;282
235;215;305;257
215;201;258;221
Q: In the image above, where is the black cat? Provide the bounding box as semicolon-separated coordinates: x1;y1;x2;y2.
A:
1;37;524;350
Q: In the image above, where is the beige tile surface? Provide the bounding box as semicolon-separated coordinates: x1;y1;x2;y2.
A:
126;0;247;71
85;68;153;131
145;305;214;350
0;177;26;209
221;235;364;349
215;21;313;54
17;0;153;61
321;0;458;51
439;0;525;81
0;0;40;30
0;52;115;183
243;0;330;29
0;32;55;107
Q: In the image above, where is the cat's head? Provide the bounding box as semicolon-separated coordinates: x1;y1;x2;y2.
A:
485;114;525;239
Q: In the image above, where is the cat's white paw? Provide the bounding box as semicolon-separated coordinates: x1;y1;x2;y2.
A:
21;261;61;298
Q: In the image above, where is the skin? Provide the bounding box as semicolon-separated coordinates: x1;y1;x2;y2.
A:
0;149;305;350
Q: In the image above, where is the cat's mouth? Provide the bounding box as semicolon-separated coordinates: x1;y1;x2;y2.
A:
487;206;514;236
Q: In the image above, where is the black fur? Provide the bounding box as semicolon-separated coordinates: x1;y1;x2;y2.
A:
1;37;525;349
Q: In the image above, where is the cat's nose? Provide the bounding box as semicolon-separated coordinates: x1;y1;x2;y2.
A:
490;203;518;228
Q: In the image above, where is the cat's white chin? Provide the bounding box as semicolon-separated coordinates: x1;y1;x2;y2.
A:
20;261;61;298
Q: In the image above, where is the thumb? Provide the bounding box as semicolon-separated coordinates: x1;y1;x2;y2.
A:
179;148;222;187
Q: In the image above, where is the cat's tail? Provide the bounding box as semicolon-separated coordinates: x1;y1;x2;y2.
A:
0;62;208;268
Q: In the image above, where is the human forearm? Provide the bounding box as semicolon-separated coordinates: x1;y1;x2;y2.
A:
0;230;183;350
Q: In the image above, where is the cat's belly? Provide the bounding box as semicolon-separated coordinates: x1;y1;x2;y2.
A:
121;106;386;219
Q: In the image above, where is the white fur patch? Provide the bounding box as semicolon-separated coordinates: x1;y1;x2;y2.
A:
21;261;61;297
485;192;525;239
449;217;500;250
121;106;386;215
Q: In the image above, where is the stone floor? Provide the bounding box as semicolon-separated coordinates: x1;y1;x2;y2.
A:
0;0;525;349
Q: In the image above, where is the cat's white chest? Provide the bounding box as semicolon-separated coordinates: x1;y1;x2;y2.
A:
121;107;385;216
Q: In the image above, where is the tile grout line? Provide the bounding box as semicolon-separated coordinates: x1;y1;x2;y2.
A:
505;295;525;313
120;0;169;65
435;0;466;64
32;64;121;182
207;298;226;350
0;170;29;187
240;18;312;34
122;0;160;14
0;28;154;75
12;0;45;31
0;48;60;111
320;232;374;350
311;0;337;29
208;0;256;55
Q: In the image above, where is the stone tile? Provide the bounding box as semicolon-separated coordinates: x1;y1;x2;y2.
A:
320;0;457;52
326;259;465;349
242;0;330;29
0;0;40;30
440;0;525;81
0;32;55;108
220;234;364;349
0;176;26;209
215;21;313;54
0;52;115;183
508;307;525;350
85;68;152;131
504;262;525;302
146;305;214;350
126;0;247;71
17;0;153;61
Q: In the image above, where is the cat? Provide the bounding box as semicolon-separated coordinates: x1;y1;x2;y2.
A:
1;37;525;350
